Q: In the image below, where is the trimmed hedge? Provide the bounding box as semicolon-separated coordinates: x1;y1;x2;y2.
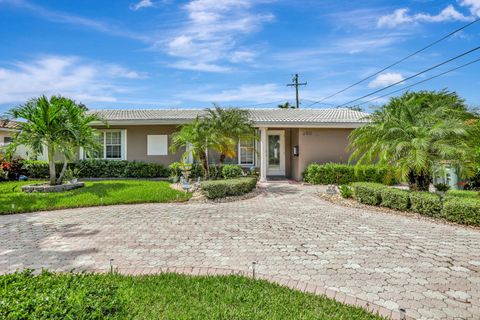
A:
349;182;480;226
200;177;257;199
409;192;443;217
350;182;384;205
380;188;410;211
23;160;169;179
442;197;480;225
222;165;243;179
303;163;396;185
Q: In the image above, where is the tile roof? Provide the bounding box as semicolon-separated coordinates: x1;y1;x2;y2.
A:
0;120;19;129
90;108;370;126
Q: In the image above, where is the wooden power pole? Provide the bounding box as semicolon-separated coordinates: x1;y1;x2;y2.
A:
287;74;307;108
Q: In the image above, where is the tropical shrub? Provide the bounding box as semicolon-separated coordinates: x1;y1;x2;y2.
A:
409;192;443;217
350;182;384;205
339;185;353;198
380;188;410;211
348;90;476;191
222;165;243;179
303;163;396;185
442;197;480;225
0;157;26;181
434;183;450;193
201;177;257;199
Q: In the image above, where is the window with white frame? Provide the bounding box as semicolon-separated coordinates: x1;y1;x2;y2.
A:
238;137;255;165
87;130;125;160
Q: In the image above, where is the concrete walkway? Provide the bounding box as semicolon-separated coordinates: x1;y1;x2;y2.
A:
1;182;479;319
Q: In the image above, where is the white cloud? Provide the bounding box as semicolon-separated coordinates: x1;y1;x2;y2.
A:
460;0;480;16
378;5;473;28
130;0;154;10
368;72;405;88
163;0;274;72
168;61;231;72
0;56;145;104
1;0;150;42
177;83;291;103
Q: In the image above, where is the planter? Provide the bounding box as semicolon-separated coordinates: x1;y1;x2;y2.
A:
22;182;85;193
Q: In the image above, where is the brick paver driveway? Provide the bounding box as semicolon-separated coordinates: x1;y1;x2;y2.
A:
1;182;480;319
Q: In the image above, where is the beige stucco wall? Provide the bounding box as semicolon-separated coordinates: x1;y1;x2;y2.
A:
91;125;354;179
292;128;354;181
96;125;184;166
0;131;12;143
290;128;300;180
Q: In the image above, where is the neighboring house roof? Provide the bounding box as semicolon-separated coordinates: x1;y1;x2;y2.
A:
90;108;370;128
0;120;19;131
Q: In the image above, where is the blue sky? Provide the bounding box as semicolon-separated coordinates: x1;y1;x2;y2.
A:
0;0;479;113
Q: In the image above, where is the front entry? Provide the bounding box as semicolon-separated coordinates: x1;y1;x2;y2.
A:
267;130;285;176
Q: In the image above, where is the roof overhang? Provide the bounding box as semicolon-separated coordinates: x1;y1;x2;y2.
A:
91;119;367;128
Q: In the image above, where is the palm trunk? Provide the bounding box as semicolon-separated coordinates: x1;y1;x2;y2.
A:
408;170;431;191
219;153;226;177
199;152;209;180
56;160;69;184
48;144;56;185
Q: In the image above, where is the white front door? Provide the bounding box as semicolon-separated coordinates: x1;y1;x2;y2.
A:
267;130;285;176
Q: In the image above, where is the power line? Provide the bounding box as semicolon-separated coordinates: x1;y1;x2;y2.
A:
307;17;480;107
337;45;480;107
355;56;480;106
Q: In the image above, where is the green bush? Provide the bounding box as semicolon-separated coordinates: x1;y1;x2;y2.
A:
339;185;353;198
201;177;257;199
23;160;169;179
303;163;396;185
409;192;442;217
380;188;410;211
222;165;243;179
447;190;480;199
351;182;385;205
0;269;124;319
442;197;480;225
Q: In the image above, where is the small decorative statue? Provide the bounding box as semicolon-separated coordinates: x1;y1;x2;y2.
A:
326;184;337;195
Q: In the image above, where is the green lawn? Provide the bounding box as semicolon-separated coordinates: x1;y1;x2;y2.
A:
0;270;384;320
0;180;190;215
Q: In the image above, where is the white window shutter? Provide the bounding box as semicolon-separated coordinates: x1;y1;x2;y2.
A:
147;135;168;156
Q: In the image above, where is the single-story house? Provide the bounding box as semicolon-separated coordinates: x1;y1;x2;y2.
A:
0;120;18;146
88;108;370;181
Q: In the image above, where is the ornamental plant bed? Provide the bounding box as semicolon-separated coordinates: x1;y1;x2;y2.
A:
21;182;85;193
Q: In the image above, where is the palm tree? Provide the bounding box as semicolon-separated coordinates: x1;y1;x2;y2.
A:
8;95;102;185
205;106;256;170
278;102;295;109
348;91;475;191
170;116;214;179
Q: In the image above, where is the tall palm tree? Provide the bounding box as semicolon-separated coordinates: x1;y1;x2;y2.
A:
8;95;102;185
205;106;256;170
170;116;214;179
348;91;475;191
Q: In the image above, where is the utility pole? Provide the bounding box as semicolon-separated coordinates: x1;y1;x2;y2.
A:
286;74;307;108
